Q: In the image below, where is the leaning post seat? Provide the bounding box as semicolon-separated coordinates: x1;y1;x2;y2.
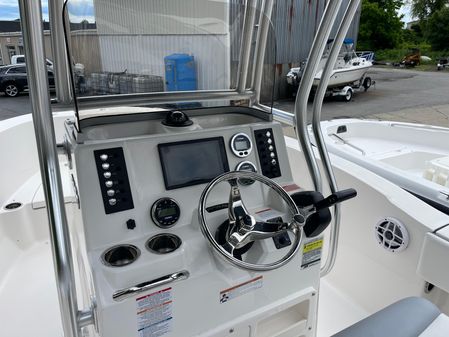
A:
332;297;449;337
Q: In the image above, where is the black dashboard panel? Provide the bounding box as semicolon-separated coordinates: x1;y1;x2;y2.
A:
254;128;281;178
158;137;230;190
94;147;134;214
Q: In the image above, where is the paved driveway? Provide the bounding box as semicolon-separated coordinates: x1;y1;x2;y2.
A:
274;67;449;127
0;95;32;121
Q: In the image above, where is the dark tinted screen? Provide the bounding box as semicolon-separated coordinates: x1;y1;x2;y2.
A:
158;137;229;190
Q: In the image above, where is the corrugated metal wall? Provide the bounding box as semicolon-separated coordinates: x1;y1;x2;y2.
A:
94;0;228;35
258;0;361;100
93;0;231;90
98;35;230;90
229;0;361;63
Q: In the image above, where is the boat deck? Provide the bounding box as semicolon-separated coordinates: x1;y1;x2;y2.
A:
0;233;368;337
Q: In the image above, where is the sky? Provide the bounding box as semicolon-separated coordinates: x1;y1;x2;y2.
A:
0;0;95;22
399;3;414;23
0;0;414;24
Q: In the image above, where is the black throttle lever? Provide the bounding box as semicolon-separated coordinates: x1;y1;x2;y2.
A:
291;188;357;238
314;188;357;211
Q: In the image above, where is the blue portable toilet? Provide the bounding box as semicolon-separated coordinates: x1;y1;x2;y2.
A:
164;54;197;91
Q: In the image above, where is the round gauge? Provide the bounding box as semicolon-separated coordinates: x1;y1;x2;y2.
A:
235;161;257;185
151;198;181;228
230;133;252;158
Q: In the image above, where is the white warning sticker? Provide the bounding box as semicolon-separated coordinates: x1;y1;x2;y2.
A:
219;276;263;304
301;239;323;269
136;287;173;337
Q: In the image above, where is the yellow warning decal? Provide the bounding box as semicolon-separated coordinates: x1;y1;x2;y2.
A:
303;239;323;253
301;238;323;269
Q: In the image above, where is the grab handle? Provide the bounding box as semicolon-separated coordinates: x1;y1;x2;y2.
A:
113;270;190;302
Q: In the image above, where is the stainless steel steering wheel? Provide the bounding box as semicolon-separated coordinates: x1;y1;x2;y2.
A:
198;171;306;271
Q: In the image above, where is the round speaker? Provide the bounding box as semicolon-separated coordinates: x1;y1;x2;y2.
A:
374;217;409;252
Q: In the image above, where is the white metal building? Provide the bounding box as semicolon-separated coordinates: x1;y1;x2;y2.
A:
92;0;232;91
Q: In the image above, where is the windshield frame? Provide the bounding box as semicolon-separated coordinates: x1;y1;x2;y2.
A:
60;0;274;130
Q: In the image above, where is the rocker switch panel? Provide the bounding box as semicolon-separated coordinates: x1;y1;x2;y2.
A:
254;128;281;178
94;147;134;214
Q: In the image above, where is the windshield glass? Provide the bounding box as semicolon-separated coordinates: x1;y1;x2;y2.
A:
64;0;275;126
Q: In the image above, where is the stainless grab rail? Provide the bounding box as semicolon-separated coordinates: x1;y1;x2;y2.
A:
311;0;361;277
113;271;190;302
390;123;449;132
294;0;344;193
17;1;92;337
77;89;254;110
330;133;366;156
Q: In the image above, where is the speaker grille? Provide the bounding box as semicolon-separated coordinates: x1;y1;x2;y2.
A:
375;217;409;252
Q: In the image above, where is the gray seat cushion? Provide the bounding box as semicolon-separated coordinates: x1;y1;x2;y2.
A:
332;297;441;337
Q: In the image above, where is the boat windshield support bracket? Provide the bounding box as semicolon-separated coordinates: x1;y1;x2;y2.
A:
18;1;94;336
251;0;275;104
236;0;258;93
48;0;72;104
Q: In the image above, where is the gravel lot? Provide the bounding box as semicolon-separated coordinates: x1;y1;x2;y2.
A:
2;67;449;126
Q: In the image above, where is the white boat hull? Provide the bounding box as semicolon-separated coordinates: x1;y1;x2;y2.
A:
313;62;372;88
317;119;449;214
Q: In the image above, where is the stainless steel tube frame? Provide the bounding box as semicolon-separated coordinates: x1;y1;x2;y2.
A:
236;0;258;93
256;104;294;126
251;0;275;104
311;0;361;277
293;0;343;193
17;1;91;336
77;89;254;110
48;0;72;104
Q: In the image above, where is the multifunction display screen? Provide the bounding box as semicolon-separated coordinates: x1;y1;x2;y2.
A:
158;137;229;190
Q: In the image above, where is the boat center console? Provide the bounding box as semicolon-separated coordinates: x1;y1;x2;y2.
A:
68;108;322;337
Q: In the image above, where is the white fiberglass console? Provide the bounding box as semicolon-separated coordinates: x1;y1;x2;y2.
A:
68;108;323;337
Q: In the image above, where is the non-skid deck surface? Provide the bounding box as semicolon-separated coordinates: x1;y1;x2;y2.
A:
317;278;369;337
0;241;62;337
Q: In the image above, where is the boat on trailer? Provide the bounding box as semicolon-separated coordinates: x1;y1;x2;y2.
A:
286;39;374;101
2;1;449;337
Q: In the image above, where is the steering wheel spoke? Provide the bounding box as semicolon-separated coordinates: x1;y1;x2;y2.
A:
228;178;250;223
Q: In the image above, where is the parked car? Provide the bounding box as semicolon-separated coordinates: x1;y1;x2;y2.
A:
0;64;54;97
11;54;53;68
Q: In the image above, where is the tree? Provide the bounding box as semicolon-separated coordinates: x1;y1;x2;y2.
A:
358;0;404;50
426;7;449;50
409;0;447;21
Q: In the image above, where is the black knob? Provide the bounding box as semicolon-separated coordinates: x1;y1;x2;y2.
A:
126;219;136;230
162;111;193;127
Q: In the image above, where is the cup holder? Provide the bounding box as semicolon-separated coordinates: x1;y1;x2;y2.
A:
146;234;182;254
102;244;141;267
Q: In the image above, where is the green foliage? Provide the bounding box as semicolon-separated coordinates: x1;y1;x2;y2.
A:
358;0;404;50
426;7;449;50
375;42;448;62
402;26;423;45
410;0;447;21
